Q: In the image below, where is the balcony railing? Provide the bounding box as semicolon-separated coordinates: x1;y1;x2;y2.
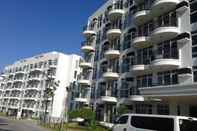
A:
133;0;151;14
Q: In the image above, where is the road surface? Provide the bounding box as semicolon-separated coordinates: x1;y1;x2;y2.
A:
0;117;50;131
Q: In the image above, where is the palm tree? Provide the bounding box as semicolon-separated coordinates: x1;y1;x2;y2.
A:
43;69;59;123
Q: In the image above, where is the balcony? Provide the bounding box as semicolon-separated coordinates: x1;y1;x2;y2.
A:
151;58;180;70
74;98;89;103
13;79;24;83
133;36;151;48
30;67;43;73
78;79;91;86
107;28;122;40
9;96;21;100
22;106;36;111
81;43;95;53
151;26;180;43
104;49;120;59
23;97;38;101
139;83;197;97
100;96;117;103
103;71;119;80
130;64;148;72
15;71;25;75
83;27;96;38
151;0;179;16
79;61;93;69
134;10;150;25
9;105;19;109
129;95;145;101
49;64;57;69
28;77;42;82
26;87;40;91
108;8;125;21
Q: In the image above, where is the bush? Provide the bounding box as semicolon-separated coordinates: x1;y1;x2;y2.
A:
68;107;95;125
117;105;129;116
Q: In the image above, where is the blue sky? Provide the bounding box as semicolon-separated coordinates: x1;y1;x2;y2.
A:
0;0;105;70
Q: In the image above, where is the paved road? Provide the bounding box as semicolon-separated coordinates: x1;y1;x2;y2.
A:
0;117;51;131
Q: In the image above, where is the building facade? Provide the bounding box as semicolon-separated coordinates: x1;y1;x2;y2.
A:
0;51;81;120
75;0;197;126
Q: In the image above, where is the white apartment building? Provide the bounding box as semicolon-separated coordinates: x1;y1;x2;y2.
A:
0;51;81;120
74;0;197;126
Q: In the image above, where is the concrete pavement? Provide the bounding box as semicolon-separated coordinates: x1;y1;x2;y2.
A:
0;117;51;131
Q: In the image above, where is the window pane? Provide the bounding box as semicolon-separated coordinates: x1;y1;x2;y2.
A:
131;116;173;131
118;115;128;124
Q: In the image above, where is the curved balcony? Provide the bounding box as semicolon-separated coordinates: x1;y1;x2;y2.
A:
108;9;125;21
81;45;95;53
134;10;150;25
133;36;151;48
151;26;180;43
74;98;89;103
103;72;119;80
15;71;25;75
83;30;96;38
49;65;57;69
151;58;180;70
129;95;144;102
79;61;93;69
13;79;24;83
30;68;43;73
151;0;179;16
23;97;38;101
130;64;147;72
78;79;91;86
107;29;121;40
9;96;21;100
104;50;120;59
25;87;40;91
100;96;117;103
9;105;19;109
28;77;42;82
22;107;36;111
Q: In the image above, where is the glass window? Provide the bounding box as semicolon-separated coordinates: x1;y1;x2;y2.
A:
131;116;173;131
163;43;170;58
157;104;169;115
179;119;197;131
192;35;197;45
191;1;197;13
191;12;197;23
164;72;171;85
172;73;178;84
194;71;197;82
117;115;129;124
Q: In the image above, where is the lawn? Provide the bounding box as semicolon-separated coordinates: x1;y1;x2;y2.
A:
42;122;111;131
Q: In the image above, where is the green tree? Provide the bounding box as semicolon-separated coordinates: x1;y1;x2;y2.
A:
68;107;96;127
117;105;129;116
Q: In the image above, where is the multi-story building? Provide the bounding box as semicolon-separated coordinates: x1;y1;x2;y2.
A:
75;0;197;127
0;51;81;120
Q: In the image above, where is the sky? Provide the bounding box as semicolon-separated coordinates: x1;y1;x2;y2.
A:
0;0;106;70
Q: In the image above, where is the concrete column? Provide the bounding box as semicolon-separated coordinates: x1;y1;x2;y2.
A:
104;104;107;122
180;104;189;116
17;109;22;119
170;102;178;115
152;103;157;114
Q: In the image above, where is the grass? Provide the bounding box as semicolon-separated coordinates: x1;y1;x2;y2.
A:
0;112;6;117
41;122;111;131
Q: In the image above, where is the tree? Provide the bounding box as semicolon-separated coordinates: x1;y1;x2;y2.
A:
68;107;95;125
43;69;59;123
117;105;129;116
